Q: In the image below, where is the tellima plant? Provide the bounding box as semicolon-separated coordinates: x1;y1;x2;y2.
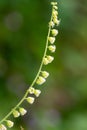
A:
0;2;60;130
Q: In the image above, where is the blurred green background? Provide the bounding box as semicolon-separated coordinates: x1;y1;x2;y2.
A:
0;0;87;130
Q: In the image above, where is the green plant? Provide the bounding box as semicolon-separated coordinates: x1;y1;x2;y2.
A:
0;2;59;130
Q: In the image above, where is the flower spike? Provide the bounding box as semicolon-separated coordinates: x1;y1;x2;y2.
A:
0;2;59;129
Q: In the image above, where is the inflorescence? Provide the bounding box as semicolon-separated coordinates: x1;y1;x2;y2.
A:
0;2;60;130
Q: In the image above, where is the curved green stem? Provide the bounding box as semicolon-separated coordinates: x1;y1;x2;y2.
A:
0;7;53;124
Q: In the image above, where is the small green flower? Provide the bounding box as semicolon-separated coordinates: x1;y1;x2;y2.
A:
48;45;56;53
6;120;14;128
51;2;57;6
53;6;58;10
26;97;35;104
52;29;58;36
48;37;55;44
47;56;54;63
43;58;49;65
34;89;41;97
41;71;49;78
13;110;20;118
49;21;55;28
53;9;58;17
36;76;46;85
28;87;35;94
0;124;7;130
19;107;27;116
53;19;60;26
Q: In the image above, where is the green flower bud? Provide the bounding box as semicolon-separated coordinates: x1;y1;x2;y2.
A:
41;71;49;78
43;58;49;65
0;124;7;130
49;21;55;28
53;9;58;17
6;120;14;128
48;45;56;52
53;6;58;10
48;37;55;44
52;29;58;36
26;97;35;104
53;19;60;26
47;56;54;63
34;89;41;97
51;2;57;6
36;76;46;85
19;107;27;116
28;87;35;94
13;110;20;118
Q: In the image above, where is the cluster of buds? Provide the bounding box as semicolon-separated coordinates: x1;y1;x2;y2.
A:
36;70;49;85
13;107;27;118
28;87;41;97
0;120;14;130
34;2;59;109
48;2;59;53
51;2;60;26
36;2;59;87
26;71;49;105
43;2;59;66
25;87;42;105
0;107;27;130
43;55;54;65
0;121;14;130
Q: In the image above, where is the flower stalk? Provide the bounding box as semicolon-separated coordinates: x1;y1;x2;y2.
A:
0;2;59;129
